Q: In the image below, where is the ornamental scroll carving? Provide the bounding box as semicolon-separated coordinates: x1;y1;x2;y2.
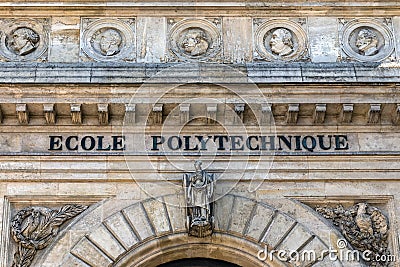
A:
11;204;88;267
316;203;390;267
183;161;215;237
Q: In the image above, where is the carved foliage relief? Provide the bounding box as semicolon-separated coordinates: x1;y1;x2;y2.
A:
11;205;88;267
340;18;395;62
168;18;222;62
81;18;136;62
316;203;390;267
254;18;309;62
0;19;49;61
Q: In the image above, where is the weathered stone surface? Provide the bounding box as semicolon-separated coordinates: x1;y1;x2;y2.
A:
59;254;87;267
70;237;112;267
136;17;166;63
261;212;296;248
214;194;235;231
277;224;312;251
308;17;339;63
228;197;255;234
142;198;171;234
223;17;252;63
122;203;154;240
104;212;139;249
87;225;126;260
163;194;186;232
48;17;80;62
245;204;275;241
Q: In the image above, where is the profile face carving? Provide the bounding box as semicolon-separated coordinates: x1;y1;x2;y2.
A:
355;28;379;56
94;28;122;56
181;28;209;56
7;27;40;56
269;28;294;56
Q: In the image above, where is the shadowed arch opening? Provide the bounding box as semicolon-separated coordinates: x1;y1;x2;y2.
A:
158;257;241;267
112;232;271;267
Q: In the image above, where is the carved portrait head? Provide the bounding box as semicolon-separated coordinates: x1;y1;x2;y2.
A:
7;27;40;56
181;28;209;56
97;28;123;56
355;28;379;56
269;28;294;56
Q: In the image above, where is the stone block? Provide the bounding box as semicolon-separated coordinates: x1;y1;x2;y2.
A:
277;224;312;251
70;237;112;267
163;194;186;232
393;17;400;61
7;183;58;195
104;212;139;249
87;225;126;261
262;212;296;248
214;194;234;231
58;183;115;196
142;198;171;235
245;203;275;241
136;17;166;63
72;205;103;231
308;18;339;63
301;63;357;82
48;17;80;62
228;197;256;234
247;64;303;83
122;203;154;240
59;254;87;267
223;17;252;63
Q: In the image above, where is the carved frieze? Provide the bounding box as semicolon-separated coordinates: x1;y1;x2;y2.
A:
167;18;222;62
254;18;309;61
11;205;88;267
0;19;49;62
316;203;390;267
183;161;215;238
80;18;136;62
339;18;395;62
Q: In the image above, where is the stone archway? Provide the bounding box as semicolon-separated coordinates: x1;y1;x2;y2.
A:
38;194;348;267
158;258;240;267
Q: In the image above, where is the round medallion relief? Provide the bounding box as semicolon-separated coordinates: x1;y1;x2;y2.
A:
81;19;135;61
0;20;48;61
255;19;308;61
169;19;221;61
341;19;394;62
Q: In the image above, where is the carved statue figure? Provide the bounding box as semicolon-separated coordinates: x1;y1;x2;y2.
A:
11;205;88;267
181;28;209;56
316;203;390;267
7;27;40;56
269;28;294;56
355;28;379;56
98;28;122;56
183;160;215;237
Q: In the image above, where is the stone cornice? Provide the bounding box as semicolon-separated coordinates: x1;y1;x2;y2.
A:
1;2;400;16
1;62;400;84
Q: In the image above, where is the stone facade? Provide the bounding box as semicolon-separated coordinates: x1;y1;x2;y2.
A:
0;1;400;267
